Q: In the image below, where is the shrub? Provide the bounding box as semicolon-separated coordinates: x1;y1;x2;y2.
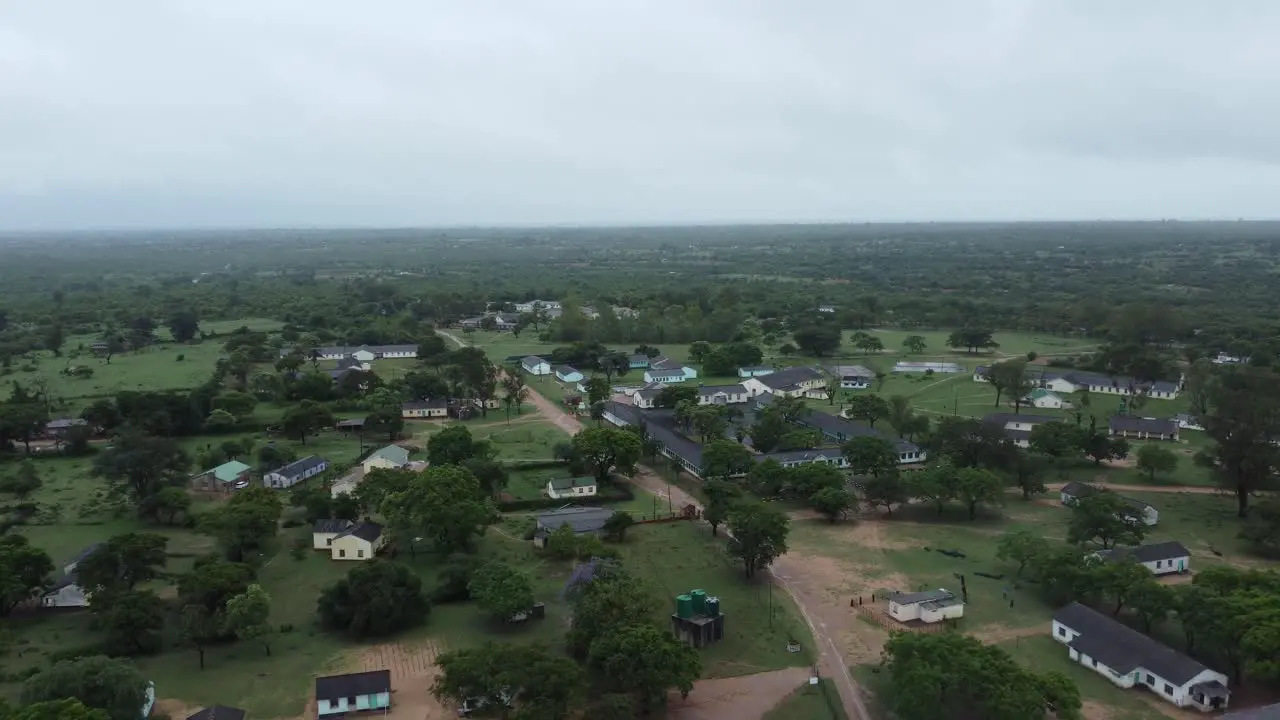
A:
176;354;185;362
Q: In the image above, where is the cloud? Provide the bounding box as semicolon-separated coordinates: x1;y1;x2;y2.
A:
1;0;1278;229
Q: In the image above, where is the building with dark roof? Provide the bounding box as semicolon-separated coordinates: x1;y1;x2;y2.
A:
630;382;666;408
1053;602;1229;712
825;364;875;389
315;670;392;716
534;506;614;546
741;366;826;399
886;588;964;624
329;521;386;561
756;447;847;469
974;365;1181;399
738;365;774;378
186;706;247;720
696;384;749;405
795;410;924;464
1108;415;1179;441
1094;541;1191;576
263;455;329;489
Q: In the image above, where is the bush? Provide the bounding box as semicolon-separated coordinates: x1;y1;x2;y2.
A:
175;354;185;362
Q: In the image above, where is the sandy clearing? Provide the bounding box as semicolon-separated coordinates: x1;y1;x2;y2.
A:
667;667;813;720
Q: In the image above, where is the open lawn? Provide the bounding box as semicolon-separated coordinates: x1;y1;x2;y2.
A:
837;329;1101;362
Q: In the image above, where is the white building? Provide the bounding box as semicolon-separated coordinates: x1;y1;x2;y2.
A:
264;455;329;489
521;356;551;376
1093;541;1190;576
630;382;666;409
696;384;749;406
362;445;409;474
740;366;827;399
1025;389;1066;409
41;544;102;608
886;589;965;624
1053;602;1229;712
1060;482;1159;526
826;364;875;389
546;476;598;499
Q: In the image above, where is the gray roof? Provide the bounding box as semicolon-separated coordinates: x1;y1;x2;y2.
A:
629;354;650;364
983;413;1065;427
739;365;773;373
649;357;680;370
698;384;746;398
1109;416;1178;435
536;506;614;534
634;386;664;401
1054;602;1218;685
757;448;845;465
521;355;547;365
548;476;597;491
316;670;391;701
1223;703;1280;719
1096;541;1191;564
269;455;328;479
554;365;580;375
646;367;686;379
796;410;919;454
46;417;87;430
825;364;875;378
603;400;643;426
367;444;410;465
313;519;356;534
337;521;383;543
889;589;955;605
403;398;448;410
757;366;823;389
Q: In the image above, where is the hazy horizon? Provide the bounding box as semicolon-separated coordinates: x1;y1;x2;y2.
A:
4;1;1279;231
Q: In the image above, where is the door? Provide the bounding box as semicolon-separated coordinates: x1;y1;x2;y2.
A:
1177;559;1185;572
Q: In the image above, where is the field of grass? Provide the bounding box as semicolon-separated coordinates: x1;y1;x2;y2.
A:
762;679;848;720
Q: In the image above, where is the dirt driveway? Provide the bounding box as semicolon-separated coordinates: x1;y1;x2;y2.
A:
667;667;813;720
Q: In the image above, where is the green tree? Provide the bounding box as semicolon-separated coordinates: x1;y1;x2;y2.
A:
91;430;191;513
988;360;1032;410
145;486;192;525
1129;580;1176;633
845;394;889;428
1200;366;1280;517
862;472;908;516
0;698;110;720
791;325;842;356
225;583;274;656
1081;430;1128;466
0;461;42;499
1067;493;1148;549
841;435;898;476
177;558;252;623
96;590;165;656
318;560;430;639
945;328;999;354
76;533;168;596
469;561;535;621
1240;496;1280;553
1095;559;1155;616
747;406;789;453
701;439;753;481
1028;421;1081;458
0;535;53;617
1135;443;1178;481
587;624;701;713
281;399;334;444
383;465;493;555
602;510;636;541
1009;449;1050;499
166;308;201;343
882;631;1080;720
810;486;855;523
199;488;283;562
726;502;789;579
567;568;653;659
433;642;585;719
902;335;927;354
571;427;642;482
905;460;957;516
21;656;150;720
654;384;698;409
584;376;612;406
954;467;1004;520
995;530;1050;577
703;479;742;537
180;603;219;669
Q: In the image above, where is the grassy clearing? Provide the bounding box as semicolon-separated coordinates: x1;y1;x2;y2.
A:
762;679;848;720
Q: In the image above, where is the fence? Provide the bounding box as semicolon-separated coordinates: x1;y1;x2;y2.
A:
853;602;947;634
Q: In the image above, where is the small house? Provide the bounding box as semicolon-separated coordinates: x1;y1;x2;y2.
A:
817;304;837;313
521;356;551;376
402;399;448;419
1175;413;1204;431
644;358;696;384
555;366;585;383
43;417;87;438
628;354;652;369
186;706;247;720
826;364;875;389
1053;602;1229;712
533;506;613;547
886;589;964;624
737;366;774;378
631;382;666;409
362;445;409;474
312;519;356;550
40;543;102;609
741;366;827;399
315;670;392;717
1094;541;1190;576
546;476;598;499
191;460;252;493
334;418;365;432
1108;416;1179;441
263;455;329;489
696;384;749;406
329;521;387;560
1025;388;1066;409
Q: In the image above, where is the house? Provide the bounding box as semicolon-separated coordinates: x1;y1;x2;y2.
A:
533;506;614;546
1094;541;1191;576
826;364;875;389
514;299;561;313
1212;353;1249;366
893;361;963;374
1052;602;1230;712
1223;703;1280;719
1109;416;1179;441
983;413;1067;448
521;356;551;376
631;382;666;409
492;313;521;331
329;522;387;560
974;367;1182;400
362;445;409;473
402;399;449;419
315;670;392;717
280;345;417;361
757;447;848;469
546;476;598;499
555;366;585;383
741;366;827;399
335;355;371;373
1025;388;1067;409
696;384;749;406
41;543;102;608
186;706;247;720
738;365;774;378
886;589;965;624
334;418;365;432
796;409;924;464
263;455;329;489
644;358;697;384
1060;482;1159;525
1175;413;1204;431
312;519;356;550
191;460;252;493
628;354;652;369
817;304;837;313
44;417;87;437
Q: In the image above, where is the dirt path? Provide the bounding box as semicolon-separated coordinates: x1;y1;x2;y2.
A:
666;667;812;720
1044;481;1225;495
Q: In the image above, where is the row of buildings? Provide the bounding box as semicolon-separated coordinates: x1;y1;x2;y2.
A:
973;365;1181;400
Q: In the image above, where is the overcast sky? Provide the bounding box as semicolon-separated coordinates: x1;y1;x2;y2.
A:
2;1;1278;229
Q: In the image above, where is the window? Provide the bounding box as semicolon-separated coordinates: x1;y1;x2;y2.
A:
358;550;365;558
326;538;333;546
1163;684;1173;695
1156;560;1162;568
339;549;346;558
1057;627;1067;638
1146;674;1154;685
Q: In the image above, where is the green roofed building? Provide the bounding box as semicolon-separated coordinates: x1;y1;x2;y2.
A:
546;476;598;500
192;460;252;493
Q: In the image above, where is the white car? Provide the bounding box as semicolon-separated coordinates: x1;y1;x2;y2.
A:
458;688;513;716
233;480;250;490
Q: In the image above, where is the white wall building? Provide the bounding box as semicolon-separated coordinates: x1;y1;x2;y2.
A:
886;589;965;624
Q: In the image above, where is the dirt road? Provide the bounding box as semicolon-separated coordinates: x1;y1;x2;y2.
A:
667;667;813;720
436;329;871;719
1044;481;1226;495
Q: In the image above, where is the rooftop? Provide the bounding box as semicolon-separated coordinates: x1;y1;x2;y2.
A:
756;366;823;389
337;521;384;543
313;518;356;534
1109;415;1179;434
1055;602;1217;685
536;506;614;534
367;444;410;466
548;476;597;491
205;460;251;484
1096;541;1191;565
315;670;392;701
889;589;956;605
270;455;327;479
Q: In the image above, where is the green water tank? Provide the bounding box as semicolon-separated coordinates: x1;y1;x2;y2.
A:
706;596;720;617
676;594;693;619
690;589;707;615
